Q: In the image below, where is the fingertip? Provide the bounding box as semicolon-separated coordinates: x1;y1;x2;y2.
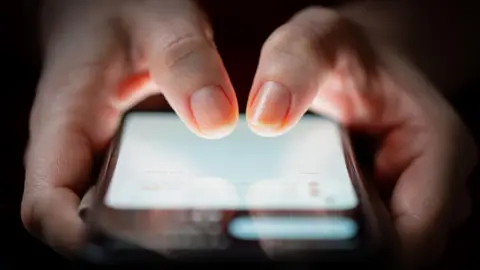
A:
194;117;238;139
246;81;294;137
188;85;238;139
247;120;290;138
246;110;301;138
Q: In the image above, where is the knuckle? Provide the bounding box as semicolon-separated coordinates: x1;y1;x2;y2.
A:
21;198;39;237
263;23;318;61
158;34;210;69
263;6;351;62
22;157;53;238
289;6;370;60
292;6;346;37
295;6;342;23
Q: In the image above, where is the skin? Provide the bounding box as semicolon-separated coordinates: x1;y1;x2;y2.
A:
22;0;478;268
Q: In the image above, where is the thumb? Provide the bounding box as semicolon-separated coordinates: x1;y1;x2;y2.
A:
123;0;238;139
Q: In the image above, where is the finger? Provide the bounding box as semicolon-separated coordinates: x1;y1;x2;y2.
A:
375;57;478;267
390;129;477;267
247;7;376;136
22;126;93;254
390;151;453;267
23;8;137;252
246;8;327;136
124;0;238;139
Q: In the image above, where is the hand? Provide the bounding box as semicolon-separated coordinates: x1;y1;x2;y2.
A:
246;7;477;267
21;0;239;255
22;1;477;267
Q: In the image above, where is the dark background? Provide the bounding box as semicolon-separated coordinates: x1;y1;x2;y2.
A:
1;1;478;268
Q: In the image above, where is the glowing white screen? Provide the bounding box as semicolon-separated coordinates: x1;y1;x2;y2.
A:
105;113;358;210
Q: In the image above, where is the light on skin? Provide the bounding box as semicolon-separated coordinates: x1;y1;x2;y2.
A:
116;72;238;139
247;81;292;137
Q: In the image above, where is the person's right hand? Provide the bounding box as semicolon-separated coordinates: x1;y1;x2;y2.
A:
21;0;239;255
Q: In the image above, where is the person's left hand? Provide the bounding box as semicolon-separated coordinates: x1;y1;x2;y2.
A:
245;7;477;268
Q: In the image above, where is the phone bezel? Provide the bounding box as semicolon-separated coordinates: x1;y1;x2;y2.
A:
79;110;394;265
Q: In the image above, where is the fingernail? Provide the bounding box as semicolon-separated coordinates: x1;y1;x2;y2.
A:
190;86;236;139
250;81;291;134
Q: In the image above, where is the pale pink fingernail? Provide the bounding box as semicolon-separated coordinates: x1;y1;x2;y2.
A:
190;86;236;139
249;81;292;134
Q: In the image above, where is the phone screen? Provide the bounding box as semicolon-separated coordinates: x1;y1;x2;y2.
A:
106;113;358;211
96;112;365;256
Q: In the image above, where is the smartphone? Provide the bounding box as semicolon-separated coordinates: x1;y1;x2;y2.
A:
79;111;396;267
